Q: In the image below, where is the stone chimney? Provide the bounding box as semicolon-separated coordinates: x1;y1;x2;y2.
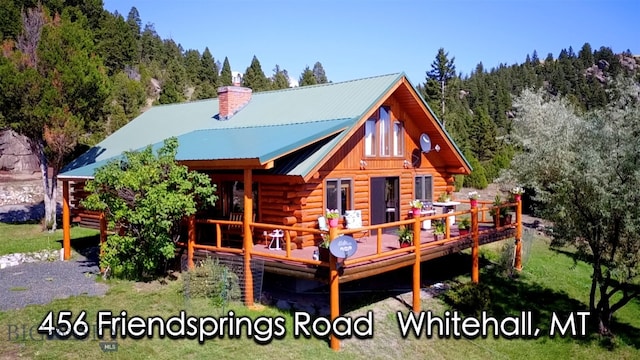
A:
217;86;252;120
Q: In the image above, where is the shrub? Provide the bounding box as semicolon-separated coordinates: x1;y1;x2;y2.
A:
183;257;241;306
442;282;492;317
83;137;217;280
463;152;489;189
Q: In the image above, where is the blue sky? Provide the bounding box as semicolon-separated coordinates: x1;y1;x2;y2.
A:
103;0;638;85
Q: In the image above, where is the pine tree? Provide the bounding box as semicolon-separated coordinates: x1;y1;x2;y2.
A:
578;42;594;68
271;64;290;89
299;66;316;86
126;6;141;37
219;56;232;86
242;55;270;91
199;47;218;88
312;61;328;83
424;48;456;128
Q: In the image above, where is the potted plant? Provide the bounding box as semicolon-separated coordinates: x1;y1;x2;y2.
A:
409;199;423;216
433;220;445;241
510;186;525;202
468;191;479;207
326;209;340;228
458;217;470;236
318;235;331;262
397;226;413;248
490;195;510;226
437;192;451;203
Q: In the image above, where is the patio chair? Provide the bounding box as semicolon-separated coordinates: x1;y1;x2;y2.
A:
344;210;368;241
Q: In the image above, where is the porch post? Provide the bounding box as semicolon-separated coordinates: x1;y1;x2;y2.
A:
514;195;523;271
243;168;255;307
329;226;340;350
188;215;195;270
99;212;106;271
471;202;479;283
62;181;71;260
412;216;421;312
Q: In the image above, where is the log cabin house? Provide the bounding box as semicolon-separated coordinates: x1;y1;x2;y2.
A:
60;73;471;246
59;73;523;350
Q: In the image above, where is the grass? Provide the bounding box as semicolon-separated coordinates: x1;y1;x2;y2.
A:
0;223;99;256
0;225;638;359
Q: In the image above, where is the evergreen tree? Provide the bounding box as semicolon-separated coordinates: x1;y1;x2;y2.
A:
140;22;162;63
219;56;232;86
578;42;594;68
126;6;141;37
312;61;328;83
424;48;456;127
96;11;137;75
242;55;270;91
271;64;290;89
299;66;316;86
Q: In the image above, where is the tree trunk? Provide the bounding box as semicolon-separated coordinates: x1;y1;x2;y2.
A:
35;140;57;231
597;308;612;336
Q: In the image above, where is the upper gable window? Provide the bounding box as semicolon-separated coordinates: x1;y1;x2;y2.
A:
364;106;404;157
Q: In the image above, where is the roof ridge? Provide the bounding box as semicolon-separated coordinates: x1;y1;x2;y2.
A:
250;72;404;95
190;118;354;132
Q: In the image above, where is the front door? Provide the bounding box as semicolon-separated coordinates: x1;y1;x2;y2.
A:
370;177;399;231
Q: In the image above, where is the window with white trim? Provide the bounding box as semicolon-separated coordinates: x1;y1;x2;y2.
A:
326;179;353;215
414;175;433;203
364;106;404;157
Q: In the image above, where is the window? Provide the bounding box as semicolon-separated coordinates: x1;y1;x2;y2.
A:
393;121;404;156
414;175;433;203
379;106;391;156
364;119;376;156
364;106;404;157
326;179;353;215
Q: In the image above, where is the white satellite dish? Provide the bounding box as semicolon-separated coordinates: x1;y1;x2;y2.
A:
419;133;431;153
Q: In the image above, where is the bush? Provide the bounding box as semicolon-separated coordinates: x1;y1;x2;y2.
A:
463;151;489;189
183;257;241;306
83;138;217;280
442;282;492;317
454;175;464;191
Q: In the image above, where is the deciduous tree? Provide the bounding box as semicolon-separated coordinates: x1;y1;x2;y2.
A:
507;83;640;336
83;137;217;280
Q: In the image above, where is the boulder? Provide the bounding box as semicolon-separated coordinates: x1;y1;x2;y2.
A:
0;130;39;173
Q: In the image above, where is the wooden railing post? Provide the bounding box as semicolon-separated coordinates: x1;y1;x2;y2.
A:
471;202;480;283
62;181;71;260
188;215;195;270
243;168;255;307
412;216;421;312
514;194;523;271
329;226;340;351
99;212;106;271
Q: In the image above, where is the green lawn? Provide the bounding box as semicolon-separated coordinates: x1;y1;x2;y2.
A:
0;225;638;359
0;223;99;256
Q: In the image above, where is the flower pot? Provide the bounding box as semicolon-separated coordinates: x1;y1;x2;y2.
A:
514;194;521;202
500;214;513;226
328;218;339;228
433;234;443;241
459;229;469;236
470;199;478;207
399;242;411;248
318;247;330;262
412;208;421;216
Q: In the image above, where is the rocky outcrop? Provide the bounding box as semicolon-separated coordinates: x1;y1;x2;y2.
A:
0;130;39;173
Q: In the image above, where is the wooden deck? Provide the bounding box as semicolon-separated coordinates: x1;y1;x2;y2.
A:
181;217;518;284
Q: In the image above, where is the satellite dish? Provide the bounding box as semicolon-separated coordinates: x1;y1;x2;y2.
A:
329;235;358;259
419;133;431;153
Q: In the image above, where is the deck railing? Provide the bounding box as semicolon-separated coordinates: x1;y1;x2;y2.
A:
183;199;522;270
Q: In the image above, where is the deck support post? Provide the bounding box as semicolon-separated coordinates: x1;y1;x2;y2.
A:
412;217;421;312
99;212;106;270
188;215;195;270
471;202;479;283
243;168;255;307
329;226;340;351
514;195;523;271
62;181;71;260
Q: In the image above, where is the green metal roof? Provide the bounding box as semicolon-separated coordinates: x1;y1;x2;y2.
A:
60;72;470;179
